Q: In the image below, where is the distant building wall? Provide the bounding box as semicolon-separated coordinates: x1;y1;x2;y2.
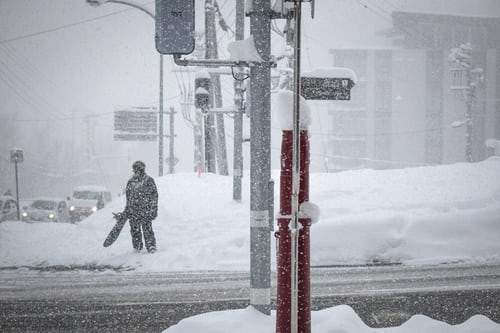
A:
323;13;500;171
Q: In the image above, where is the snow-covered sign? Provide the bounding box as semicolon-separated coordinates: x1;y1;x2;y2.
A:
113;106;158;141
301;67;356;101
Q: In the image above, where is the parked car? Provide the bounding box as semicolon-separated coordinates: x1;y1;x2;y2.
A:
21;198;71;223
68;185;112;222
0;195;18;222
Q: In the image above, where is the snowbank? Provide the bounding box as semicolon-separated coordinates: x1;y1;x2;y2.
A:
1;158;500;271
163;305;499;333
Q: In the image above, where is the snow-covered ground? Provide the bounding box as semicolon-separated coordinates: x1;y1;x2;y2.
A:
1;157;500;271
163;305;499;333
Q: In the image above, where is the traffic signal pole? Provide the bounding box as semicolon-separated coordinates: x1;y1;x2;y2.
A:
249;0;272;315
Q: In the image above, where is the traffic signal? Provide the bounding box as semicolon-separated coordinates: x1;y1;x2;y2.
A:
195;73;212;110
155;0;195;55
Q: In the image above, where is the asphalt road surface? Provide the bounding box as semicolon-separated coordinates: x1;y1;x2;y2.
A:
1;263;499;332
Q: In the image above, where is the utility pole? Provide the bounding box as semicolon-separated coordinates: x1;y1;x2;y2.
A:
203;0;217;173
205;0;229;175
249;0;272;315
232;0;245;201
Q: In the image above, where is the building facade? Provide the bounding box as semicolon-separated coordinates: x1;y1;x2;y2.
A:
323;12;500;171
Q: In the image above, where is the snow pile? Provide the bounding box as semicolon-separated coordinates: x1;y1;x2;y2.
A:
163;305;500;333
1;158;500;271
310;157;500;266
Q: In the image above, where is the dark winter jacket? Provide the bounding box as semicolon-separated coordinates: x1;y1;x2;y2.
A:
124;173;158;221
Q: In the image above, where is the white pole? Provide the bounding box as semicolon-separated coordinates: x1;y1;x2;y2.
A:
290;1;302;332
159;54;164;176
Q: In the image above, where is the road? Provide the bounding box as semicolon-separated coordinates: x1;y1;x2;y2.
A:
1;263;499;332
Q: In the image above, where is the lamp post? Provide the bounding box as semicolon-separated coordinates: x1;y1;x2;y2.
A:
86;0;166;176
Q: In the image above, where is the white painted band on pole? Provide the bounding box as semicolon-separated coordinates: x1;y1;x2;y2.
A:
250;288;271;305
250;210;269;228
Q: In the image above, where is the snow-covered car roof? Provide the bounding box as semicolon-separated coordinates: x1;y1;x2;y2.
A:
30;197;66;203
73;185;109;192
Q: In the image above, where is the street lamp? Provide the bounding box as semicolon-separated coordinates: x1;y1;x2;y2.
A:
86;0;166;176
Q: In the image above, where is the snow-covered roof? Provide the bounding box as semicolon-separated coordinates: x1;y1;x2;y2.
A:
394;0;500;18
73;185;109;192
31;197;66;203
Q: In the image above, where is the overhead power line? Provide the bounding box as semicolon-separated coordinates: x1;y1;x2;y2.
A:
0;1;154;45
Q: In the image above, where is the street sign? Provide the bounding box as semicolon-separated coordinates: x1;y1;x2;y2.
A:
155;0;195;55
113;134;157;142
114;108;158;133
300;77;355;100
10;149;24;163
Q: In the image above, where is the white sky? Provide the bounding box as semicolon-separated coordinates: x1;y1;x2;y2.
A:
0;0;499;197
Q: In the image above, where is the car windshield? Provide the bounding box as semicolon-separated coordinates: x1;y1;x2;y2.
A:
32;200;56;210
73;191;100;200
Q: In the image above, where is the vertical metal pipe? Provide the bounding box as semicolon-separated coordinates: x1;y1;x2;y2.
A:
298;131;311;333
159;54;164;177
277;130;293;333
250;0;272;315
290;1;302;332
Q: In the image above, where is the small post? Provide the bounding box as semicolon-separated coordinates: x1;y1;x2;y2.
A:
14;160;20;220
10;148;23;221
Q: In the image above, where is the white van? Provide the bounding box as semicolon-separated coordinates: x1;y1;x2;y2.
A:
68;185;112;222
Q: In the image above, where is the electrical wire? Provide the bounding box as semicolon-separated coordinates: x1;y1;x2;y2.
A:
0;2;154;45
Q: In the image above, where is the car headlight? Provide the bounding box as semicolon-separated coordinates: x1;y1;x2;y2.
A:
48;213;55;219
70;206;75;211
22;212;28;217
91;206;97;212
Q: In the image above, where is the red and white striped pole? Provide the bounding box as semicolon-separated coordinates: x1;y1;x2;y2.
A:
276;129;311;333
